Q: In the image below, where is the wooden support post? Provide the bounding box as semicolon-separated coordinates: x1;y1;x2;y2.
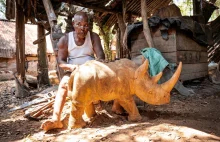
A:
42;0;64;79
116;27;120;59
42;0;57;27
15;2;29;97
37;24;50;86
141;0;155;47
193;0;202;15
116;13;126;58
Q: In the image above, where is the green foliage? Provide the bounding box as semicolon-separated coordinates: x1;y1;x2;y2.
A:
173;0;193;16
173;0;220;21
93;23;113;61
209;1;220;21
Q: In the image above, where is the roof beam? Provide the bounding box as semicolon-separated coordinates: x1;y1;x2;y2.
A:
71;1;118;14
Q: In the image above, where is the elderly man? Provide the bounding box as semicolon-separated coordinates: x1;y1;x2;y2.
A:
41;12;105;131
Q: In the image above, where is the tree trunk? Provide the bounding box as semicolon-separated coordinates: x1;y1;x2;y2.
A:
37;24;50;86
141;0;155;47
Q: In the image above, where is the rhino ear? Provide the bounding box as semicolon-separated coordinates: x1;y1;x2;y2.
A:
151;72;163;83
135;59;149;78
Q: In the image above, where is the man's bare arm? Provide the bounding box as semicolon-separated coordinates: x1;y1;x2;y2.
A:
57;35;77;71
91;32;105;60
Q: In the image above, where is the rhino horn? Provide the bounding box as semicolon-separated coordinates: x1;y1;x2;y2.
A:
152;72;163;83
161;62;182;92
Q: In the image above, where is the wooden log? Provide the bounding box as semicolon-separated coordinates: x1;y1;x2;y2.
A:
141;0;155;47
32;99;55;118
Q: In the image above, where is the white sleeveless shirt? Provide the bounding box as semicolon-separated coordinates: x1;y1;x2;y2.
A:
67;31;95;65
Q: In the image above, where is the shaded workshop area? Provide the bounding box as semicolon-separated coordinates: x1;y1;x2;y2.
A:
0;0;220;141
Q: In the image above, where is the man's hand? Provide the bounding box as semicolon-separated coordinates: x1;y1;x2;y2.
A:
96;58;108;63
59;64;78;72
68;64;78;72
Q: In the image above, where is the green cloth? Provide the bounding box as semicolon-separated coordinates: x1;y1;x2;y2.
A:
140;47;169;77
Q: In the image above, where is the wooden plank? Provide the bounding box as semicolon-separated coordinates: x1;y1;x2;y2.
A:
0;59;16;72
131;34;177;53
177;51;208;63
180;71;207;81
176;32;207;51
0;62;7;68
161;52;177;63
181;63;208;74
154;35;176;52
26;56;38;61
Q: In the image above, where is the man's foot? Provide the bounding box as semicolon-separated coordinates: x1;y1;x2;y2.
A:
41;119;63;131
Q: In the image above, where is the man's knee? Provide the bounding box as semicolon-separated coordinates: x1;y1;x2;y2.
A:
59;75;70;91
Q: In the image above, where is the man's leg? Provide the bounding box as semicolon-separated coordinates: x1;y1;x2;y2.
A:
41;75;70;131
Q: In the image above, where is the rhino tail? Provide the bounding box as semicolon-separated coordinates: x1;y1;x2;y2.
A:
68;69;77;97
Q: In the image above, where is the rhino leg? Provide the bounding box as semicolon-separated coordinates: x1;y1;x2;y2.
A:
84;103;96;119
68;105;86;129
118;98;142;121
112;100;124;114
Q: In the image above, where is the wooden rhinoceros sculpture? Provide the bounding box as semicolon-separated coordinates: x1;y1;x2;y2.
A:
67;59;182;128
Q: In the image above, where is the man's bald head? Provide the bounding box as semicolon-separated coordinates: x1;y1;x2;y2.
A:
73;12;89;22
72;12;90;39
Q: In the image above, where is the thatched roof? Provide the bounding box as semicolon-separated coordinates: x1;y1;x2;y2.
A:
0;20;53;58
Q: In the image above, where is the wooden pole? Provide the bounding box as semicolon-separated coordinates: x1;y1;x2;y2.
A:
116;13;126;58
116;27;120;59
15;2;29;97
141;0;155;47
42;0;64;79
193;0;202;15
42;0;57;27
37;24;50;86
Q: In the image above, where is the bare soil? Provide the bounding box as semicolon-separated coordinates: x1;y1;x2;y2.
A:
0;78;220;142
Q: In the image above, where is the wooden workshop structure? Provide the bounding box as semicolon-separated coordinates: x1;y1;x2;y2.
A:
4;0;219;97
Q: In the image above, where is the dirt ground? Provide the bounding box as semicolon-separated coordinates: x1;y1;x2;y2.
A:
0;78;220;142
